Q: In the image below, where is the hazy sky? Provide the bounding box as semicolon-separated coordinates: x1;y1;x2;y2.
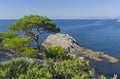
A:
0;0;120;19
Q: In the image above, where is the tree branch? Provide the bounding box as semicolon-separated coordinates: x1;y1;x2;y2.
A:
35;28;41;37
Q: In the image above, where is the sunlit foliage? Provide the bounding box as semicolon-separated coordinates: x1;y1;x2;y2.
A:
45;46;68;59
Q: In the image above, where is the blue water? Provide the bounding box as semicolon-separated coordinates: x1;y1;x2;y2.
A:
1;19;120;58
55;19;120;58
1;19;120;77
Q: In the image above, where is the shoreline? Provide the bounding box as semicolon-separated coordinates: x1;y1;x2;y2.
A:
78;47;119;63
42;33;119;63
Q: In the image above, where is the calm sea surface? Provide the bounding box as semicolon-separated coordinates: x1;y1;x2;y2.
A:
0;19;120;76
1;19;120;58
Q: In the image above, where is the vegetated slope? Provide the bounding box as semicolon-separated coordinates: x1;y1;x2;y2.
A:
0;43;43;64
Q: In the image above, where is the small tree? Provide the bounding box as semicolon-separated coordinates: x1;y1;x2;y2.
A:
9;15;60;53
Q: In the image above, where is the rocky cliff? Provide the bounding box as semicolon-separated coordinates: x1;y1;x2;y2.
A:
42;33;119;63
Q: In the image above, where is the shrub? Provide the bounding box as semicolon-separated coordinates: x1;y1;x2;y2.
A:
0;31;39;58
0;58;93;79
21;48;38;58
45;46;68;59
0;58;43;79
2;37;31;51
2;37;38;58
53;58;93;79
0;58;117;79
0;32;17;39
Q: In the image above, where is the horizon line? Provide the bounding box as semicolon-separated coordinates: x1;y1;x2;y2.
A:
0;18;119;20
1;16;120;20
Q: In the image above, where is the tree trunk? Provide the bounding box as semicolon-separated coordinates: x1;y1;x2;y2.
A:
34;38;40;53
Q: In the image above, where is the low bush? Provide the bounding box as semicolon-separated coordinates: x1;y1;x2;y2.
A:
0;58;117;79
0;32;17;39
21;48;38;58
2;37;38;58
2;37;32;51
0;58;42;79
45;46;68;59
53;58;94;79
0;58;93;79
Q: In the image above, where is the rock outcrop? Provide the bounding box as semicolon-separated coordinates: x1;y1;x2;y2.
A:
42;33;119;63
42;33;82;54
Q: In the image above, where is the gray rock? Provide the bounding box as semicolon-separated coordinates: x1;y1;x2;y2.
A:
42;33;83;54
0;46;43;64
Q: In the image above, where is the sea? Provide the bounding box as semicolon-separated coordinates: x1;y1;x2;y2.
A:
0;19;120;77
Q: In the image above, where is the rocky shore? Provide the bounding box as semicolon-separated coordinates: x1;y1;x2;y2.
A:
0;33;119;64
42;33;119;63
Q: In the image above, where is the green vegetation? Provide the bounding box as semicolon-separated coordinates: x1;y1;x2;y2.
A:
2;37;38;57
45;46;68;59
0;58;42;79
21;47;38;58
2;37;31;52
0;15;118;79
0;15;60;57
0;32;17;39
0;58;92;79
53;58;93;79
0;58;117;79
9;15;60;52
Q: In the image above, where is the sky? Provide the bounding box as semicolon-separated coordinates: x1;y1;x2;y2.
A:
0;0;120;19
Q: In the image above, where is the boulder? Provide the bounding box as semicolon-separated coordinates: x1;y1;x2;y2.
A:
42;33;83;54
